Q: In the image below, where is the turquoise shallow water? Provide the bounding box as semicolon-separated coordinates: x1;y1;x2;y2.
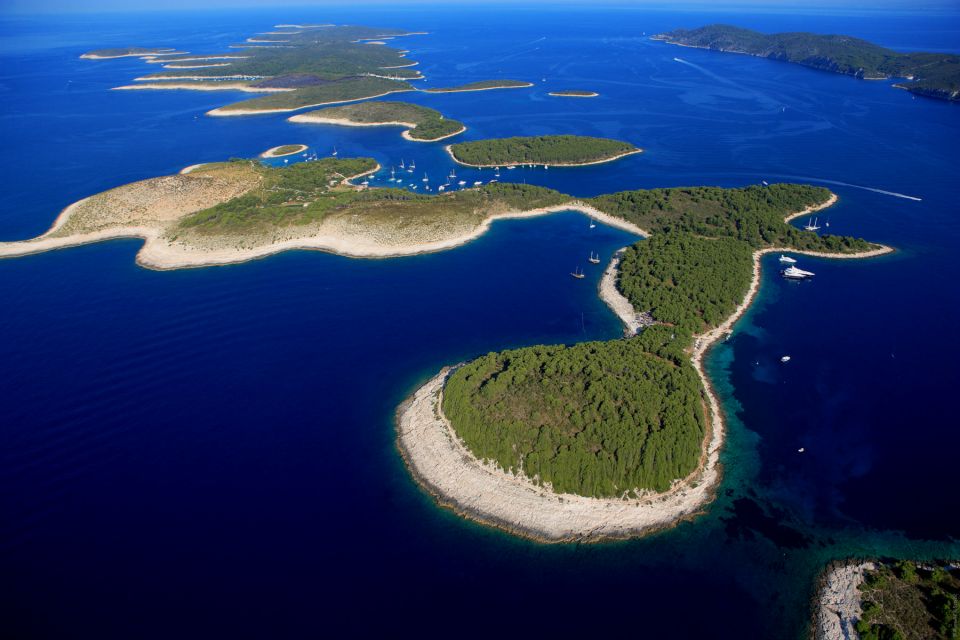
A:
0;5;958;638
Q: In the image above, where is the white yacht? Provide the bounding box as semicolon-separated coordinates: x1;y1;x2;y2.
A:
781;266;815;280
779;255;797;264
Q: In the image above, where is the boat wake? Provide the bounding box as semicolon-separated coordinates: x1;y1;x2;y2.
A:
772;175;922;202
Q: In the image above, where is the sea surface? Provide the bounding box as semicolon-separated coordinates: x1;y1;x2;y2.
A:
1;5;958;638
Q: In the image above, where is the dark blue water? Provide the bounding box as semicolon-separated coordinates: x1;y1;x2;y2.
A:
1;5;958;639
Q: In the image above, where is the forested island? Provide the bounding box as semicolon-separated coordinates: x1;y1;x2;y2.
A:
207;77;414;115
447;135;641;167
82;24;428;113
260;144;308;158
80;47;182;59
653;24;960;102
288;101;465;141
423;80;533;93
548;90;599;97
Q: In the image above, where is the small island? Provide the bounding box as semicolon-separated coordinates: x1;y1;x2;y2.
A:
447;135;641;167
260;144;308;158
813;560;960;640
653;24;960;102
423;79;533;93
289;101;466;142
548;90;599;98
80;47;182;59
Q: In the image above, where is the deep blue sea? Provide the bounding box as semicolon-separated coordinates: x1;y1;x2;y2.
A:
1;4;958;638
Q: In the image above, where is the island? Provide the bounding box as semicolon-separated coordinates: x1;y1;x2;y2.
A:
260;144;308;158
80;47;183;59
288;101;466;142
813;560;960;640
82;24;427;113
446;135;641;167
653;24;960;102
397;183;889;542
422;79;533;93
548;90;599;97
206;77;415;115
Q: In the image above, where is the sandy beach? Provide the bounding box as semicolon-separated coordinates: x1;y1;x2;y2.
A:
145;56;249;64
423;82;533;94
79;50;184;60
113;83;291;93
598;247;649;335
393;192;893;542
289;113;465;142
445;145;642;168
162;63;233;70
362;71;425;81
548;91;600;97
380;61;420;69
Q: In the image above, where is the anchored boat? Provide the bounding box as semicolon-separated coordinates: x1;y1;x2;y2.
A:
781;265;815;280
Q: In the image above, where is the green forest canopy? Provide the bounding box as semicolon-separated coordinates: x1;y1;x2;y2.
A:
442;332;706;497
449;135;639;166
215;77;413;112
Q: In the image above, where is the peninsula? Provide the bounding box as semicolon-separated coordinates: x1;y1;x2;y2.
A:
548;90;599;97
447;135;641;167
396;184;890;542
289;101;466;142
653;24;960;102
423;80;533;93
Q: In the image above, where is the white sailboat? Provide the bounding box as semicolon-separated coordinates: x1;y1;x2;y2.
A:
422;172;429;182
588;251;600;264
570;266;585;279
331;146;338;157
400;158;405;169
589;217;597;229
804;217;821;231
